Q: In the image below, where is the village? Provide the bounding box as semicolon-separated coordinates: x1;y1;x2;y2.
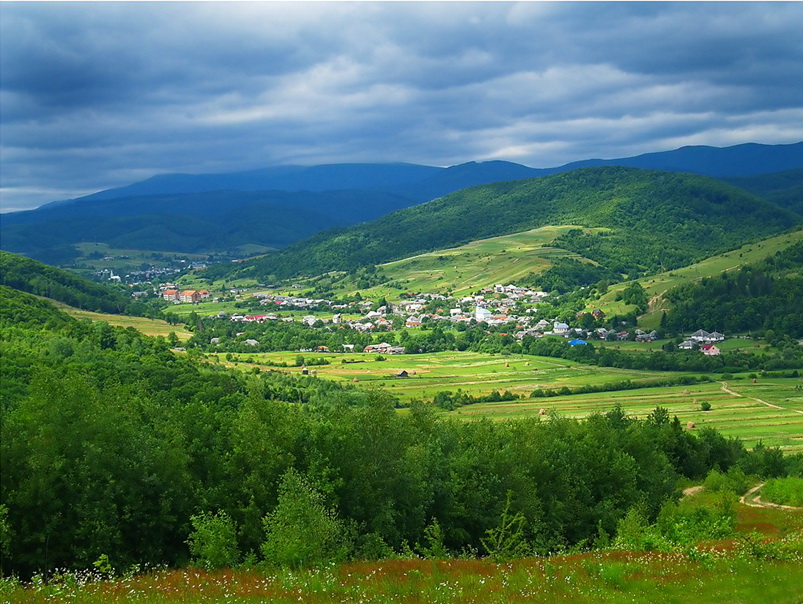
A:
158;281;726;355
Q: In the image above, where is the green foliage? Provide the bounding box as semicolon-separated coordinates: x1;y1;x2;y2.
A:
703;467;748;495
762;477;803;507
0;505;10;574
187;511;240;569
261;469;349;569
480;492;530;561
614;496;736;551
663;240;803;337
525;256;619;294
419;519;449;559
0;251;128;313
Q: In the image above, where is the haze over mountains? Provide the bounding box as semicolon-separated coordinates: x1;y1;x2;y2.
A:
2;142;802;265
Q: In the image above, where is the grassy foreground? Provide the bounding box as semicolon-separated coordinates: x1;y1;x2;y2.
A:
4;540;802;603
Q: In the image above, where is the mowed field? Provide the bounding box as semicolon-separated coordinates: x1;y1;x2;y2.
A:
216;349;803;452
218;350;679;397
450;378;803;454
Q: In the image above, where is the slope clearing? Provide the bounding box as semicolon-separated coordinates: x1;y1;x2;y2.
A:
328;225;606;298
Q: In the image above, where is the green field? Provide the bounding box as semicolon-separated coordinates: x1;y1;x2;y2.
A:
219;349;680;394
215;350;803;453
448;378;803;453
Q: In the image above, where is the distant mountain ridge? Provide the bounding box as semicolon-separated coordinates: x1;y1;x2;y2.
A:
2;142;801;264
35;141;803;206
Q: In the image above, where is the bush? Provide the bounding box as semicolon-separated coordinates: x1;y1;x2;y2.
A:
261;469;349;568
700;401;712;411
186;511;240;569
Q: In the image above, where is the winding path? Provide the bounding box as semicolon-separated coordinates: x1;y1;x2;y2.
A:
720;381;803;415
739;483;802;511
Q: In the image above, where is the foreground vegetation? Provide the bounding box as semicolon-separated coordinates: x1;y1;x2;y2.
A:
3;546;802;603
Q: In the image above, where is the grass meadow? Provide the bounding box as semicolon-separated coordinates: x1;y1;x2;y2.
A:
328;225;606;299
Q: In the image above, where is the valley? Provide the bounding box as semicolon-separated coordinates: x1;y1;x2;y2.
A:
2;145;803;598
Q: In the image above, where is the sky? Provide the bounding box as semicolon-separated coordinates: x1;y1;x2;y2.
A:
2;1;803;213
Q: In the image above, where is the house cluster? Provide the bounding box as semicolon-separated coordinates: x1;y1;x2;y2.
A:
678;330;725;355
253;293;335;310
161;285;211;304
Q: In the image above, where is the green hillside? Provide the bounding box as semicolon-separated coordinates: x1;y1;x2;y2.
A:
725;168;803;215
0;250;130;313
590;229;803;329
322;225;605;299
220;166;800;283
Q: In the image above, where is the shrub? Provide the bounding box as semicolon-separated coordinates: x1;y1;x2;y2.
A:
186;511;240;569
261;469;349;568
700;401;712;411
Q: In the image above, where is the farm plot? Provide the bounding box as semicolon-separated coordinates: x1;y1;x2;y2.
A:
224;349;692;399
450;379;803;453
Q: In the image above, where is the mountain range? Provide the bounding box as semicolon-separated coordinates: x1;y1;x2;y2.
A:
2;141;802;265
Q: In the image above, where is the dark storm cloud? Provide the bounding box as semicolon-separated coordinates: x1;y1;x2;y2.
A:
2;1;802;211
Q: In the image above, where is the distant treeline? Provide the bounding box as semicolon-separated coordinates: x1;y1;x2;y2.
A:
2;284;800;578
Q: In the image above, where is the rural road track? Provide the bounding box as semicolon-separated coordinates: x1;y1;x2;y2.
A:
739;483;802;511
685;483;802;511
720;381;803;415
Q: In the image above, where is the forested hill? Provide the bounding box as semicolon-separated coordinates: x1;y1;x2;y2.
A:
663;238;803;338
724;168;803;215
212;166;801;282
0;250;129;313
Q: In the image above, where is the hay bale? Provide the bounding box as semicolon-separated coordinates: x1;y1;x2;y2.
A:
352;377;359;382
682;389;690;395
687;421;696;429
525;362;530;366
505;362;510;367
539;408;547;416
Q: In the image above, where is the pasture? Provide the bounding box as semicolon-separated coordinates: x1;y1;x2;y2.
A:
216;349;803;452
448;377;803;454
218;349;683;397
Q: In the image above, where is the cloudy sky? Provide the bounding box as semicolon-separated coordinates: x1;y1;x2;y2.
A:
2;1;802;212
